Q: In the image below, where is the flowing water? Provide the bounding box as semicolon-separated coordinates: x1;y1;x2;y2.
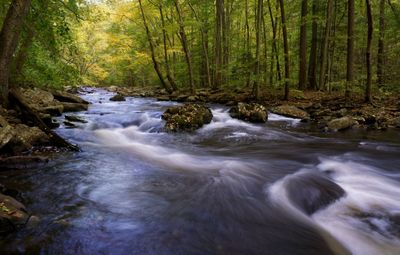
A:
1;88;400;255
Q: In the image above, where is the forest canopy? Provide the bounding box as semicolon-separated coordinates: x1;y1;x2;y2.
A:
1;0;400;104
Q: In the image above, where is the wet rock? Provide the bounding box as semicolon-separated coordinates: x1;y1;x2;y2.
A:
60;102;88;112
270;105;310;120
40;105;64;116
162;104;213;132
286;172;345;215
65;115;87;123
157;95;170;101
229;103;268;123
0;125;14;150
8;125;50;153
0;156;49;170
51;90;89;105
110;94;126;102
327;116;357;131
0;193;30;235
64;121;77;128
40;113;60;129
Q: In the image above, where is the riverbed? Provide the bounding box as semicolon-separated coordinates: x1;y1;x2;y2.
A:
1;88;399;255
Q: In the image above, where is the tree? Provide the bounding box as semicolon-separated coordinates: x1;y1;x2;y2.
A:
298;0;307;90
377;0;385;88
308;0;318;90
215;0;224;89
346;0;355;100
278;0;290;100
0;0;32;107
138;0;173;93
365;0;373;102
319;0;334;91
174;0;195;94
253;0;263;99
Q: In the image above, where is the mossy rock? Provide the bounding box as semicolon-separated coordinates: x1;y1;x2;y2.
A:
162;104;213;132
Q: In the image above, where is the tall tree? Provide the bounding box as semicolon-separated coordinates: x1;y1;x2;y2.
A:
365;0;373;102
278;0;290;100
253;0;263;99
319;0;334;91
215;0;224;89
308;0;318;90
346;0;355;100
377;0;385;88
138;0;173;93
159;4;178;91
298;0;307;90
0;0;32;107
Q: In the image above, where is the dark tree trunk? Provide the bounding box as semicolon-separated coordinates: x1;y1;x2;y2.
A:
174;0;195;95
365;0;373;103
159;5;178;91
278;0;290;100
267;0;281;85
308;0;318;90
215;0;224;89
319;0;334;91
346;0;355;100
0;0;32;107
253;0;263;100
298;0;308;90
138;0;173;93
377;0;385;88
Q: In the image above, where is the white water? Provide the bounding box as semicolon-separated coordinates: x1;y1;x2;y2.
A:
268;158;400;255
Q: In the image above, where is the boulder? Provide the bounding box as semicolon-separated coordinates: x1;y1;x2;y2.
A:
286;172;345;215
65;115;87;123
162;104;213;132
110;94;126;102
229;103;268;123
327;116;357;131
60;102;88;112
40;105;64;116
0;193;32;235
270;105;310;120
0;156;49;170
0;125;14;150
51;90;89;105
8;125;50;153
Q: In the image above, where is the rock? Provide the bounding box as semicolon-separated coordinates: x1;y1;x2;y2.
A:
51;90;89;105
186;95;199;102
270;105;310;120
64;121;77;128
0;156;49;170
60;102;88;112
110;94;126;102
8;125;50;153
327;116;357;131
162;104;213;132
157;95;170;101
0;193;30;235
286;172;345;215
40;105;64;116
65;115;87;123
0;125;14;150
40;114;60;129
21;88;54;105
229;103;268;123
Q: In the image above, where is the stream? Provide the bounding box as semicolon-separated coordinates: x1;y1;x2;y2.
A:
1;88;400;255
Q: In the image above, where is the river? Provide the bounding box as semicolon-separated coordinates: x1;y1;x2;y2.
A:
1;88;400;255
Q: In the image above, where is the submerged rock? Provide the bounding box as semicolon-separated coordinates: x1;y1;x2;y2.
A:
270;105;310;120
65;115;87;123
0;193;37;235
286;172;345;215
110;94;126;102
162;104;213;132
229;103;268;123
327;116;357;131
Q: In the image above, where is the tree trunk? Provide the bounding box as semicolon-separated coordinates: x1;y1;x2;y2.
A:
345;0;355;100
188;2;212;88
308;0;318;90
174;0;195;95
278;0;290;100
215;0;224;89
319;0;334;91
267;0;282;86
253;0;263;100
159;5;178;91
245;0;251;88
365;0;373;103
298;0;308;90
12;27;35;80
138;0;173;94
377;0;385;88
0;0;32;107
